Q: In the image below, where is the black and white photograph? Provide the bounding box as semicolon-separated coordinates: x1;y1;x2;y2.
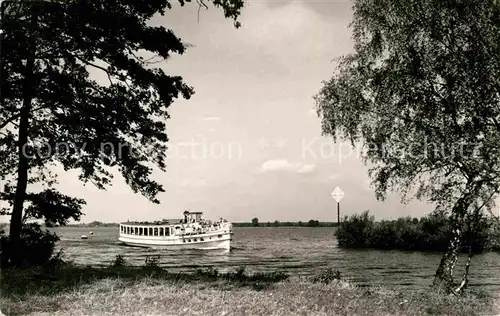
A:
1;0;500;315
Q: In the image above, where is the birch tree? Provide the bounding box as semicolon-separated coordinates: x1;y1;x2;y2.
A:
315;0;500;294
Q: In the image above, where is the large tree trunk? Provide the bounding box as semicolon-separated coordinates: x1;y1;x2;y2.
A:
455;251;472;295
432;184;482;294
8;10;37;267
8;103;30;267
433;216;463;293
455;208;481;295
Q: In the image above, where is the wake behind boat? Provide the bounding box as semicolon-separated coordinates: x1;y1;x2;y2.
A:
118;210;233;250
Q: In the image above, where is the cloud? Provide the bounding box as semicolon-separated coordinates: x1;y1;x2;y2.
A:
229;0;351;64
307;108;317;117
259;159;316;174
328;174;340;181
181;178;207;188
297;164;316;174
493;197;500;217
199;116;221;122
363;179;373;191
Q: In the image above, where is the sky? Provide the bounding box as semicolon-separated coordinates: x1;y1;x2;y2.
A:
48;0;434;223
8;0;498;223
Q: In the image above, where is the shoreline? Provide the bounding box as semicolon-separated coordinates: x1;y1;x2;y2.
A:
1;265;499;316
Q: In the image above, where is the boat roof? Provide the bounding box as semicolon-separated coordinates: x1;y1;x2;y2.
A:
121;219;183;226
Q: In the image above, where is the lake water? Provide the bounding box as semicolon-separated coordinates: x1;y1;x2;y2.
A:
53;226;500;292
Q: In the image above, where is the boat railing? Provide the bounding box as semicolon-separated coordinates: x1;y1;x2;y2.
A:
176;222;231;236
120;220;232;237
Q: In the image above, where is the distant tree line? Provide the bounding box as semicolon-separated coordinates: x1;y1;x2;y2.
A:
65;221;119;228
233;218;338;228
55;220;337;228
336;211;500;253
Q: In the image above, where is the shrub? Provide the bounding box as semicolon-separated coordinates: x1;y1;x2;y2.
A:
335;211;499;253
336;211;374;248
312;268;341;284
110;254;128;268
144;255;161;269
0;223;59;268
486;220;500;251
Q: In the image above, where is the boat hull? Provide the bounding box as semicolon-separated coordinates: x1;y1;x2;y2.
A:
118;234;232;250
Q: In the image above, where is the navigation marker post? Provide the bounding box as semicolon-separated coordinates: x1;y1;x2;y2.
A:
331;186;344;226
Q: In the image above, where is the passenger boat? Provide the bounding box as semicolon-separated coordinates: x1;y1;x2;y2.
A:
118;210;233;250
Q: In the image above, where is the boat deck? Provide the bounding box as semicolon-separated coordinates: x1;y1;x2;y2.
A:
121;219;183;226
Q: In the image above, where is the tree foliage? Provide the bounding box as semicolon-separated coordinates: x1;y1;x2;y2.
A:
315;0;500;293
251;217;259;227
0;223;61;268
1;187;85;226
336;210;500;252
0;0;243;266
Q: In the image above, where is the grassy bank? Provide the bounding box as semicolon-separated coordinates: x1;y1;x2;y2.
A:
336;211;500;252
1;261;499;316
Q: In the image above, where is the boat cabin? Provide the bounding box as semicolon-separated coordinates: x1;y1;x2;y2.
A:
184;211;203;223
119;211;227;238
119;224;173;237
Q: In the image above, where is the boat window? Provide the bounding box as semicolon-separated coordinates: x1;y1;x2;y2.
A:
200;238;204;241
159;227;164;236
139;227;143;235
165;227;170;236
134;227;138;235
149;228;153;236
194;238;197;242
154;228;158;236
126;227;130;234
188;239;191;242
218;235;222;238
